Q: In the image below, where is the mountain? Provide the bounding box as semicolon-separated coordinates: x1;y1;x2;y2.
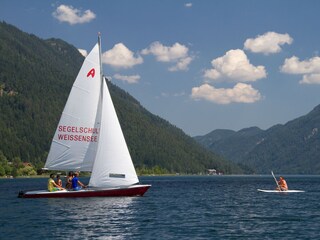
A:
195;106;320;174
0;21;243;175
0;21;83;167
194;127;264;163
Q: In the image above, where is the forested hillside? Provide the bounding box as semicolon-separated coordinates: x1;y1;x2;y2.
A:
0;21;83;170
194;127;264;163
195;106;320;174
0;21;243;176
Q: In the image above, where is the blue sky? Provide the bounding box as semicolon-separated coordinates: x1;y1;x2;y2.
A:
1;0;320;136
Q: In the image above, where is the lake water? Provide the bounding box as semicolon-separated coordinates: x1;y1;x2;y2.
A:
1;175;319;239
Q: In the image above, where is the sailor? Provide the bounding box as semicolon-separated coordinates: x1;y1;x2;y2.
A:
55;174;63;187
48;174;65;192
277;176;288;191
65;171;74;190
71;172;87;191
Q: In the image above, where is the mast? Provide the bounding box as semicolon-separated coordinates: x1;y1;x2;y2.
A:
98;33;103;81
97;32;105;110
89;35;139;188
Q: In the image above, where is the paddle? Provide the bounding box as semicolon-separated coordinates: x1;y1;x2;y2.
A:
271;171;282;191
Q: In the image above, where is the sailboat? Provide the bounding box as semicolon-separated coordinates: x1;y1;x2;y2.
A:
18;35;150;198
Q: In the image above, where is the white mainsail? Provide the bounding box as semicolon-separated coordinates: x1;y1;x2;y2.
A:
45;37;139;188
45;43;101;171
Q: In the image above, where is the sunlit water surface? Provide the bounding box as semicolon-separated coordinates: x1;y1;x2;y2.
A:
1;175;319;239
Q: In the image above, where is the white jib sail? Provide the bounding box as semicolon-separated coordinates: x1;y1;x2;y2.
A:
44;44;101;171
89;77;139;188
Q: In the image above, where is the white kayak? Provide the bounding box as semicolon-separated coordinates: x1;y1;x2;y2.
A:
257;189;305;193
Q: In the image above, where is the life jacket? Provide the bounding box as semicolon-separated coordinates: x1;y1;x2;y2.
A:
48;178;55;192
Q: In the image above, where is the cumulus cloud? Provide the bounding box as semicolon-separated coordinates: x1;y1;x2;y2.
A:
191;83;261;104
204;49;267;82
280;56;320;74
244;32;293;55
78;49;87;57
280;56;320;84
142;42;188;62
185;3;193;7
300;74;320;84
113;74;140;84
169;56;193;71
102;43;143;69
141;41;193;71
52;5;96;25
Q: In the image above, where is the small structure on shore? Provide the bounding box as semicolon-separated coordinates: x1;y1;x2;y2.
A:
207;169;217;175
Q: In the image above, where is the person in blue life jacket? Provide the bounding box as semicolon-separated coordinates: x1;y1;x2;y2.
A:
71;171;87;191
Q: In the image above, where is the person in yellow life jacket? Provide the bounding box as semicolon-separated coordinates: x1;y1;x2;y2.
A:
277;176;288;191
48;174;65;192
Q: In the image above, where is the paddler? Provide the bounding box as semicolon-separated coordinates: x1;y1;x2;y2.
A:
277;176;288;191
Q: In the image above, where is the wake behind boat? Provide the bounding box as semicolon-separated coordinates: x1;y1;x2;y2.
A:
19;35;150;198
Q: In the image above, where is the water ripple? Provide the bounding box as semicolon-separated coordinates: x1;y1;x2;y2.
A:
1;176;320;239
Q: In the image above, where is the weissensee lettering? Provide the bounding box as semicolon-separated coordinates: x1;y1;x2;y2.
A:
57;125;99;142
58;134;98;142
58;125;99;134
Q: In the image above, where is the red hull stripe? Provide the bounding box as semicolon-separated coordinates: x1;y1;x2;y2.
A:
20;185;150;198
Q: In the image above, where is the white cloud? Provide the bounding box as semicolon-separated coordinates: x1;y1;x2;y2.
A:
113;74;140;84
142;42;188;62
52;5;96;25
185;3;193;8
280;56;320;74
141;41;193;71
102;43;143;69
244;32;293;55
78;49;87;57
169;56;193;72
191;83;261;104
204;49;267;82
280;56;320;84
300;74;320;84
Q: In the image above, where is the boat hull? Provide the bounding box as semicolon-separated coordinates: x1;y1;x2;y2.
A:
18;185;151;198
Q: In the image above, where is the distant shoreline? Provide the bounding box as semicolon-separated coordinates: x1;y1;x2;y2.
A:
0;173;219;179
